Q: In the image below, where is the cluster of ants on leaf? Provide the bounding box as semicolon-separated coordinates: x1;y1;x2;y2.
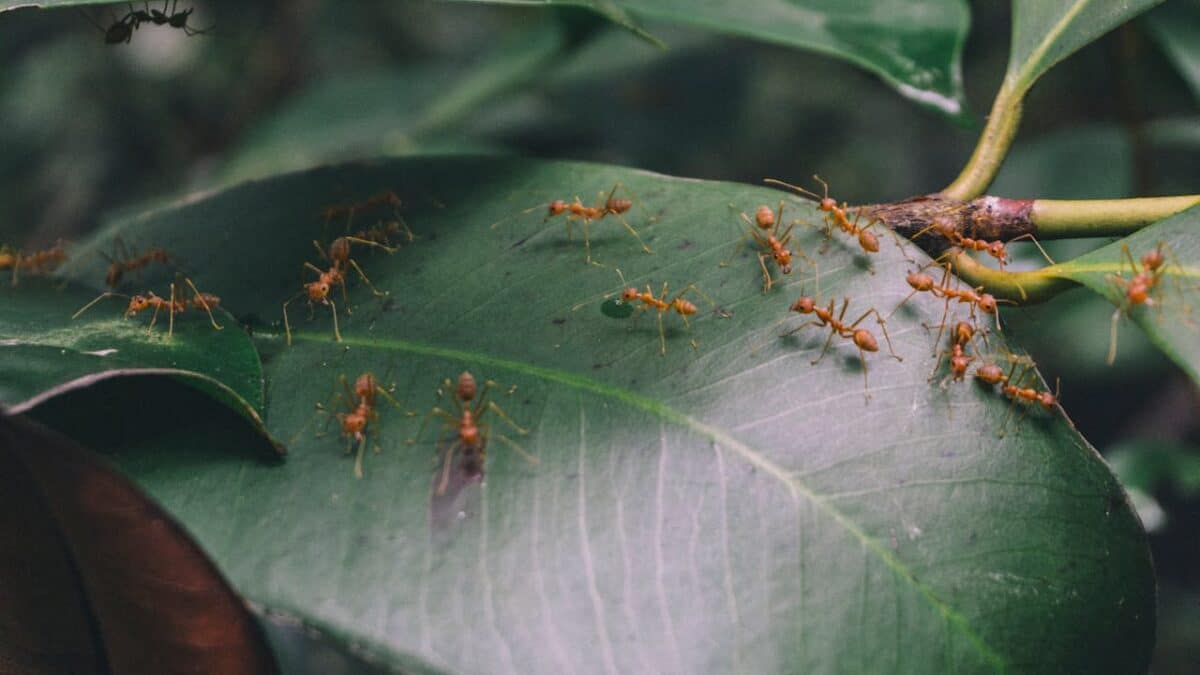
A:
12;172;1181;482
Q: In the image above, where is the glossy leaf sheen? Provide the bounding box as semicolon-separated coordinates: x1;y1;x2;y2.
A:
61;157;1152;673
1008;0;1164;88
458;0;972;116
0;281;271;446
1052;206;1200;384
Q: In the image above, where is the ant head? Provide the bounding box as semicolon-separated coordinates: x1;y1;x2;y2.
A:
950;354;971;376
790;296;816;314
606;197;632;214
674;298;698;316
328;237;351;262
1141;245;1165;271
975;363;1005;385
1038;391;1057;410
621;287;640;302
906;270;934;291
953;321;974;344
307;281;330;300
852;329;879;352
548;200;567;216
987;240;1007;258
977;293;998;314
755;205;775;229
457;372;477;401
819;197;837;212
858;230;880;253
126;295;150;314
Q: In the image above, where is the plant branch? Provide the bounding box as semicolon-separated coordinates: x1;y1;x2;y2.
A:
940;78;1025;201
1032;196;1200;237
943;251;1076;303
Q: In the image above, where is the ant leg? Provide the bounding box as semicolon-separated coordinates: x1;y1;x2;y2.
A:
374;386;409;413
888;289;920;318
183;277;222;330
72;292;120;319
311;240;331;263
494;433;539;466
167;282;175;337
811;327;838;365
1120;242;1140;275
303;262;325;278
407;407;458;445
147;302;161;335
480;402;529;436
757;253;773;294
614;213;653;255
853;308;902;361
281;292;304;346
719;228;752;269
346;258;387;297
327;300;342;342
342;235;397;255
1007;233;1057;265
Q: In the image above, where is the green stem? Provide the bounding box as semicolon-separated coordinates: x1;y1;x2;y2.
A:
946;250;1076;304
1032;195;1200;238
941;78;1025;202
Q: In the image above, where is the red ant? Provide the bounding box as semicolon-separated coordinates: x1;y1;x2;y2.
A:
320;190;415;250
782;272;902;401
1106;241;1186;364
408;372;535;496
0;240;68;286
315;372;407;478
891;261;1011;347
100;238;173;288
911;216;1053;270
929;320;981;386
721;201;814;293
574;268;720;355
72;276;222;337
492;184;653;266
974;357;1060;436
282;237;389;346
765;176;887;263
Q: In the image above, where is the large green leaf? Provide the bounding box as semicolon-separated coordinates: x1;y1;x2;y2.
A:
1144;0;1200;103
56;156;1152;673
0;279;276;451
1051;207;1200;384
468;0;971;116
1008;0;1165;91
4;0;971;118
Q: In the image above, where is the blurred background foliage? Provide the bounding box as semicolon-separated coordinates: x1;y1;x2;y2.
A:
0;0;1197;670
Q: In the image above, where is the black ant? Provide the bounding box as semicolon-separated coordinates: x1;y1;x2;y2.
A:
83;1;209;45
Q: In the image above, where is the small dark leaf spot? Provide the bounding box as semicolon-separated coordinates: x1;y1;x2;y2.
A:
552;318;567;326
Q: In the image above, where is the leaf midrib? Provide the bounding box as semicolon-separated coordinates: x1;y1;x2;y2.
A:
264;329;1008;671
